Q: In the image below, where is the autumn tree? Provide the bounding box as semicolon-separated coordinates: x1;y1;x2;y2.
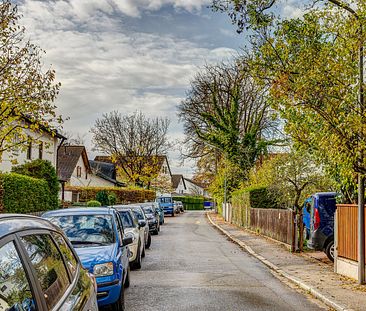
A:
179;60;279;180
91;111;170;187
0;1;62;156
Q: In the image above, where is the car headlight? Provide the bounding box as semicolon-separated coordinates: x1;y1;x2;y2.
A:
93;262;114;277
125;232;136;242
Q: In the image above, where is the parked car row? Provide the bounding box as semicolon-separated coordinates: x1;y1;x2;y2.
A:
0;200;169;311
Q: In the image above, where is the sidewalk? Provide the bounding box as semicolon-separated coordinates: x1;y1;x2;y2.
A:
207;212;366;311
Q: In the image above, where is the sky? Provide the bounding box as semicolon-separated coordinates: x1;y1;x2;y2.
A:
15;0;302;177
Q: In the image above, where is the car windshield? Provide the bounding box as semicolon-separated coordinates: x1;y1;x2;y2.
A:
158;197;172;203
132;208;144;220
48;214;115;245
143;206;154;214
119;211;135;228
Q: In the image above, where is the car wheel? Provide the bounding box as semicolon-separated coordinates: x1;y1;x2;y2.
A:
141;243;146;258
124;265;130;288
146;232;151;249
172;212;175;217
112;285;125;311
154;229;159;235
132;242;142;269
325;240;335;262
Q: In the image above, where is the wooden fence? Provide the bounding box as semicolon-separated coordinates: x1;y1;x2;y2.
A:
250;208;294;245
337;204;366;261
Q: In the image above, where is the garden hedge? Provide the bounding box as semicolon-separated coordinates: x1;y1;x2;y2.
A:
0;173;57;213
66;186;155;204
172;196;205;210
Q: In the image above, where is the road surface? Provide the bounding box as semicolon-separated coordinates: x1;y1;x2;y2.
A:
125;211;326;311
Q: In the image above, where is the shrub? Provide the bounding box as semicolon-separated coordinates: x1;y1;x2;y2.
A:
96;190;109;206
108;193;117;206
87;200;102;207
172;196;204;210
0;173;55;213
65;186;155;204
12;159;59;208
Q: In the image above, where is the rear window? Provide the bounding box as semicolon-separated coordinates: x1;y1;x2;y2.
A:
132;209;144;220
158;197;172;203
48;214;115;246
143;206;154;214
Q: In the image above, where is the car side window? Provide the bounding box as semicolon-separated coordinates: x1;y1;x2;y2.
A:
51;232;78;278
0;241;36;311
21;234;71;310
115;213;124;242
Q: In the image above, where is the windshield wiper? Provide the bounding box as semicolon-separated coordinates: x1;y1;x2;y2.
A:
70;240;106;246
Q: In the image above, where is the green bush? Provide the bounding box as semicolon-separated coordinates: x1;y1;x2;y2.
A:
96;190;109;206
0;173;55;213
12;159;59;209
87;200;102;207
66;186;155;204
108;193;117;206
172;196;204;210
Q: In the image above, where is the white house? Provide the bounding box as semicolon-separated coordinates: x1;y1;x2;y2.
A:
58;146;123;202
0;118;65;172
171;174;187;195
171;174;209;197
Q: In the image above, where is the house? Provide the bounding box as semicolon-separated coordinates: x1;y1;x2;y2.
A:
58;146;123;202
171;174;187;195
0;117;65;172
183;178;209;197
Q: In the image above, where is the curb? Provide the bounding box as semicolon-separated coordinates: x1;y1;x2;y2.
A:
206;212;353;311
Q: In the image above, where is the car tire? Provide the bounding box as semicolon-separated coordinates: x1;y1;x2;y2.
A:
141;243;146;258
154;229;159;235
172;212;175;217
146;232;151;249
132;242;142;269
325;240;335;262
112;285;125;311
124;266;130;288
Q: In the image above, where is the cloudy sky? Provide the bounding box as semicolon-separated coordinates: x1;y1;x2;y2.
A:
15;0;301;176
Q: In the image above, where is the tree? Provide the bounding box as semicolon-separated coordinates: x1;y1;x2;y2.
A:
150;174;174;194
179;60;279;180
0;1;62;156
91;111;170;187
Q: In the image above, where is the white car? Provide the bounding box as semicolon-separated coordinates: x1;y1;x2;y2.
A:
114;207;146;269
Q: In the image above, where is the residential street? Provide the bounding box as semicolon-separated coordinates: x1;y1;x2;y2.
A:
125;211;326;311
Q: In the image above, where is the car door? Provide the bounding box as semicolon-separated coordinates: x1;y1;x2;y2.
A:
0;235;42;311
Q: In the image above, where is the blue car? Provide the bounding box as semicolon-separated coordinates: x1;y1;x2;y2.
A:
0;214;98;311
303;192;337;261
43;207;132;310
157;195;176;216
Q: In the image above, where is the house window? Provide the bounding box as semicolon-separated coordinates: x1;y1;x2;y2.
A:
39;142;43;160
76;166;82;178
26;140;32;160
85;171;88;180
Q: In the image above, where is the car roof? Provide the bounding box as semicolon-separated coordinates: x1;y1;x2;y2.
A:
0;214;62;239
42;207;115;218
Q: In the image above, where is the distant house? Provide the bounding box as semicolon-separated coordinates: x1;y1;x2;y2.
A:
58;146;123;202
171;174;187;195
183;178;209;197
0;117;65;172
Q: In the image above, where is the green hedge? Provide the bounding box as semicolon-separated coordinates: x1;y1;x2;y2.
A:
172;196;205;210
66;186;155;204
0;173;57;213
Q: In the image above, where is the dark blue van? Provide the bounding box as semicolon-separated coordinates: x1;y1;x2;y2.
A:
303;192;337;261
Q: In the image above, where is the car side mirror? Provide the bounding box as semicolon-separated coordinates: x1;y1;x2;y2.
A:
138;220;146;228
122;236;133;247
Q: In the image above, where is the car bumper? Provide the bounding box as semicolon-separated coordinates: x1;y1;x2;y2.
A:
96;276;122;307
163;208;174;214
307;230;327;250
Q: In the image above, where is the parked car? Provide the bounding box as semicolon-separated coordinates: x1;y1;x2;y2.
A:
153;202;165;225
128;205;152;249
0;214;98;311
43;207;132;310
157;194;177;216
114;207;146;269
175;201;184;213
303;192;337;261
141;204;160;235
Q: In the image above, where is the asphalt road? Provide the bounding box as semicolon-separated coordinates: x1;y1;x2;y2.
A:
125;211;326;311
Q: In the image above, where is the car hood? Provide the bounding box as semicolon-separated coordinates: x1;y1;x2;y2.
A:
74;244;116;271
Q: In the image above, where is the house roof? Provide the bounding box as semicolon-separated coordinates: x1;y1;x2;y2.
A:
22;115;66;139
89;160;125;187
184;178;206;190
57;146;90;182
171;174;186;189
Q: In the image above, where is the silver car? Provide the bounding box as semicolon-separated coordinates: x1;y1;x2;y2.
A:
114;207;146;269
127;205;152;249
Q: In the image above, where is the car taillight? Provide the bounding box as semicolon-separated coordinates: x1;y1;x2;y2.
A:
314;207;320;230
